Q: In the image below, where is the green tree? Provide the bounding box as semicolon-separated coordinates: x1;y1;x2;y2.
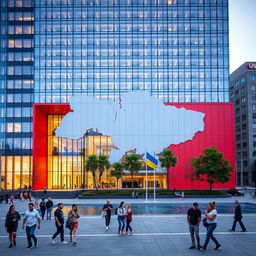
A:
192;146;233;191
123;154;142;189
85;155;98;189
98;154;110;185
159;149;177;189
110;162;124;189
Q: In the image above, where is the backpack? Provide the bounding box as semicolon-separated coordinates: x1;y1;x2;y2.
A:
40;201;46;209
115;208;118;215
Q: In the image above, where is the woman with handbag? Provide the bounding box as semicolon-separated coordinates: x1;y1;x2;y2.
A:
5;205;21;248
68;204;80;245
200;202;221;251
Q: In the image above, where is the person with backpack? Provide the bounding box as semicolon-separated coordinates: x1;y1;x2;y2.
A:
39;198;46;220
117;201;127;236
46;197;54;220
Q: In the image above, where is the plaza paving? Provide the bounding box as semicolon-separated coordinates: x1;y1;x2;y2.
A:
0;195;256;256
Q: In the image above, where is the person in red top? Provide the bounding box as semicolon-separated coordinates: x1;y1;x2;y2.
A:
125;204;133;235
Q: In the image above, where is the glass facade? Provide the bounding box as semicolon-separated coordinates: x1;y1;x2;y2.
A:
0;0;229;190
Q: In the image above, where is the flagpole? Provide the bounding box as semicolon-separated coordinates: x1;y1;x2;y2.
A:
145;151;148;202
153;152;156;202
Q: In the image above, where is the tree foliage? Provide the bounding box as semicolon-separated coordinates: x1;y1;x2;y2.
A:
123;154;142;189
158;149;177;189
192;146;233;191
110;162;124;189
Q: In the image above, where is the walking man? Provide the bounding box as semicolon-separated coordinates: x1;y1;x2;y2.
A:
46;197;54;220
230;200;247;232
51;203;68;244
102;200;113;231
187;202;201;250
22;203;40;250
39;198;46;220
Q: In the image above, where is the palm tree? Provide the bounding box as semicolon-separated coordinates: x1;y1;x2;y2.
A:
158;149;177;189
85;155;98;189
110;162;124;189
98;154;110;186
123;154;142;190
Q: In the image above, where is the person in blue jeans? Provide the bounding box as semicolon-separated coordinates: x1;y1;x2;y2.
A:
117;201;126;236
46;197;54;220
22;203;40;250
200;202;221;251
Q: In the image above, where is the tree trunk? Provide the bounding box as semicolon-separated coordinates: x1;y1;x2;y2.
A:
209;182;213;192
93;172;97;190
116;178;119;190
167;167;169;189
131;172;134;190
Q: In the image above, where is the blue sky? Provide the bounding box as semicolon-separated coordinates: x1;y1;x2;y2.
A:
229;0;256;72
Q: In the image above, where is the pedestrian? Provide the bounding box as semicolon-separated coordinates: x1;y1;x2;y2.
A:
22;203;40;250
181;191;185;200
39;198;46;220
230;200;247;232
102;200;113;231
5;205;21;248
68;204;80;245
125;204;133;235
5;193;9;204
34;198;39;208
187;202;201;250
46;197;54;220
117;201;126;236
51;203;68;244
27;191;32;202
200;202;221;251
9;194;14;205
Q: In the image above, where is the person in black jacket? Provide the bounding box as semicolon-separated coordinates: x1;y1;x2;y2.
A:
46;197;54;220
230;200;247;232
5;205;21;248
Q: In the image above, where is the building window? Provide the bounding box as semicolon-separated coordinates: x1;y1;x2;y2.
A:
241;96;246;103
242;114;246;121
235;99;240;105
252;85;256;91
236;135;241;141
253;104;256;111
240;76;246;83
236;117;240;123
253;113;256;119
250;75;256;81
253;142;256;147
242;123;247;130
252;94;256;101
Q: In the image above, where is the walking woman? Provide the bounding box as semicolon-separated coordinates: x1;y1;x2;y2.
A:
125;204;133;235
117;201;126;235
68;204;80;245
5;205;21;248
200;202;221;251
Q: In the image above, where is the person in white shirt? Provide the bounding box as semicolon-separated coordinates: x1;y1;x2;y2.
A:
200;202;221;251
117;201;127;235
22;203;40;250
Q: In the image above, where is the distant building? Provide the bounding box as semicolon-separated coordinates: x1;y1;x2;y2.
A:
230;62;256;187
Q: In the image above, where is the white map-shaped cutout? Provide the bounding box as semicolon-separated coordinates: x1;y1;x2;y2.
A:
56;91;205;162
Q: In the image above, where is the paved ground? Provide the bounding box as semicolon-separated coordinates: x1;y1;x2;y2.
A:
0;195;256;256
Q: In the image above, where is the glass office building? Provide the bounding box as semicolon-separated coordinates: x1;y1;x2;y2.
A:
0;0;230;190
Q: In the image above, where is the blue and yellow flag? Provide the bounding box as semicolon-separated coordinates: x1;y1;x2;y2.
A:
145;152;158;169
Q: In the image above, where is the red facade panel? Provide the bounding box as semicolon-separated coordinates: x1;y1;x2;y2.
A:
32;102;235;190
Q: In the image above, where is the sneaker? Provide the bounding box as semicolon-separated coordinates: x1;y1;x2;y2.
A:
34;239;38;247
241;229;247;232
61;241;68;244
9;243;12;248
214;244;221;250
199;246;206;251
25;246;33;251
72;242;77;246
106;227;109;231
13;239;16;247
51;238;56;244
197;246;201;250
189;246;196;249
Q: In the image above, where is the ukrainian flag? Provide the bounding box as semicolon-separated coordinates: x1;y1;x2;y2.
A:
145;152;158;169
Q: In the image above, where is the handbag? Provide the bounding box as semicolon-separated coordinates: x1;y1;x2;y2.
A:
65;217;72;229
101;211;107;218
202;218;209;228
